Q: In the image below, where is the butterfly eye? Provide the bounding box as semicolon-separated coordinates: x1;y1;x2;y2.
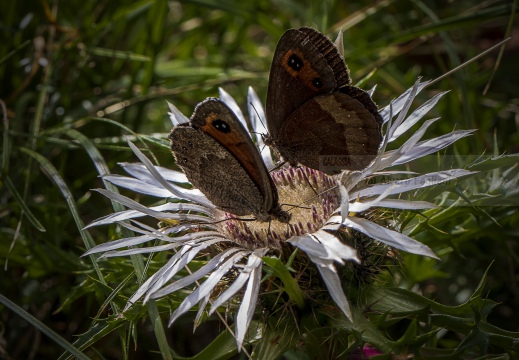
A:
211;119;231;133
287;53;303;71
182;157;188;163
312;77;323;88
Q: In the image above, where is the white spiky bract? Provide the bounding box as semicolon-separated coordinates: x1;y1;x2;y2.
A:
85;79;475;349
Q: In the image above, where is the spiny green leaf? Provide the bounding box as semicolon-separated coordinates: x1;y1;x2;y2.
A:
254;319;298;360
61;316;126;360
468;154;519;172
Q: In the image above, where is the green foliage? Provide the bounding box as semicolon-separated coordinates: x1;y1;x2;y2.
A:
262;254;305;309
1;0;518;359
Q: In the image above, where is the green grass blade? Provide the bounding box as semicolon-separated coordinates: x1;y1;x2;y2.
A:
4;176;46;232
18;147;105;277
1;100;9;178
61;128;171;357
0;39;31;66
0;294;91;360
262;256;305;309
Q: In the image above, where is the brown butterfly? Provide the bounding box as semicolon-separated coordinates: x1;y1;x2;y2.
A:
265;27;383;175
169;98;290;223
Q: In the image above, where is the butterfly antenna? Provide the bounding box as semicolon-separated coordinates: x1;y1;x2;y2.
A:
298;166;319;196
259;142;268;153
249;101;268;133
298;184;341;206
281;203;311;212
296;168;377;208
210;217;257;225
268;160;287;173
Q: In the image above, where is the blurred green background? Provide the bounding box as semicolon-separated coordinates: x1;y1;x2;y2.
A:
1;0;517;358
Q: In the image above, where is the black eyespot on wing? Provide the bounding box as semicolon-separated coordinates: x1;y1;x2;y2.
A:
288;53;303;71
211;119;231;133
312;77;323;88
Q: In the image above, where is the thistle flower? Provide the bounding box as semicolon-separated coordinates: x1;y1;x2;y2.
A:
84;82;475;350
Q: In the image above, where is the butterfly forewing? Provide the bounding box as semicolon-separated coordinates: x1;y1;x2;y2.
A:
170;125;266;216
170;99;287;222
266;28;348;140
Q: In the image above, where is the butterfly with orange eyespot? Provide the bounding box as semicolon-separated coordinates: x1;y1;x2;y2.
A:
265;27;383;175
169;98;290;223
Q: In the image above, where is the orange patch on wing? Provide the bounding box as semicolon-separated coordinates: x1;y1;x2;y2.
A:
199;113;265;196
281;49;321;90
